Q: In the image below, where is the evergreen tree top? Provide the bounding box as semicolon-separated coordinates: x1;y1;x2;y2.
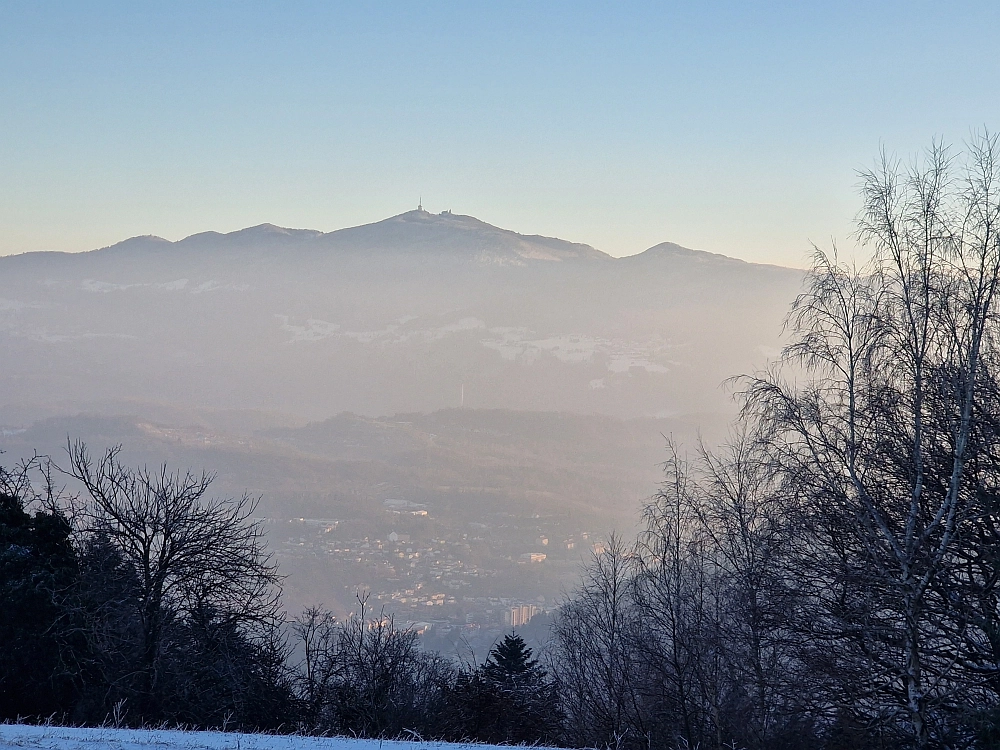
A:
483;633;543;684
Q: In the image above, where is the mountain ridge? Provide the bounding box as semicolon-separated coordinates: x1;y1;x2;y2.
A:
0;210;796;271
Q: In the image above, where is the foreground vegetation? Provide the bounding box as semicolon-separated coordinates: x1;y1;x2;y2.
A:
6;134;1000;748
549;133;1000;750
0;445;560;743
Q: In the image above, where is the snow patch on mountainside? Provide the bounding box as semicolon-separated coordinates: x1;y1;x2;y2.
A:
277;316;343;342
14;330;139;344
276;316;487;346
80;279;248;294
274;314;678;375
481;328;676;373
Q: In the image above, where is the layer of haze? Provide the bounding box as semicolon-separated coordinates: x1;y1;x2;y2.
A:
2;1;999;265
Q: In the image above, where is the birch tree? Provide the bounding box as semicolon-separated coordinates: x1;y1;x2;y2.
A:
745;133;1000;747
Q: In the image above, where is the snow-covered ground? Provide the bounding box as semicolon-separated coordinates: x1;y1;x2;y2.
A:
0;725;559;750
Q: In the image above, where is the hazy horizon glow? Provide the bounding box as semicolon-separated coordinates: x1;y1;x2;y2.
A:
2;1;999;265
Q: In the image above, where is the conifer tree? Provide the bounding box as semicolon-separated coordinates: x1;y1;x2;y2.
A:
0;463;79;720
443;632;562;744
482;633;543;687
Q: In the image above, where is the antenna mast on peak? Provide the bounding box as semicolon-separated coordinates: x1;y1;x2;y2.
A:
418;196;423;212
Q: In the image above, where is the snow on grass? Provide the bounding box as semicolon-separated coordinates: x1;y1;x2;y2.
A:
0;725;559;750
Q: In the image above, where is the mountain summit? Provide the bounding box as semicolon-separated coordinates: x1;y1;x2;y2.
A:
312;210;611;264
85;210;611;266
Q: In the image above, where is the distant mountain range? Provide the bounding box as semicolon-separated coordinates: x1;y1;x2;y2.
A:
0;209;803;423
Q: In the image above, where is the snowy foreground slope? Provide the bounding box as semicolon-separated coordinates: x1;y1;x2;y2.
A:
0;726;559;750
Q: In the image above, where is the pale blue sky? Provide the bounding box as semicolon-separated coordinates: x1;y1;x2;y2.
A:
2;1;998;265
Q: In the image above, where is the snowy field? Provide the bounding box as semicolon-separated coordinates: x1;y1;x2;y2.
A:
0;725;560;750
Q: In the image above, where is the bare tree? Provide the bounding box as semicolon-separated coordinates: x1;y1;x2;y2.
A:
744;133;1000;747
64;440;282;719
544;135;1000;749
690;428;805;749
626;435;805;750
291;594;452;738
292;605;340;725
630;442;719;749
550;533;647;748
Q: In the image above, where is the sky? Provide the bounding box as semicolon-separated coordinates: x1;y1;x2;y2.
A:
2;1;999;266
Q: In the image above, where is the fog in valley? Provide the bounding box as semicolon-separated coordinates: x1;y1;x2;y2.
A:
0;208;801;646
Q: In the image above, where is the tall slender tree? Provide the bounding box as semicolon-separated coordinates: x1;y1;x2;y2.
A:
745;133;1000;747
